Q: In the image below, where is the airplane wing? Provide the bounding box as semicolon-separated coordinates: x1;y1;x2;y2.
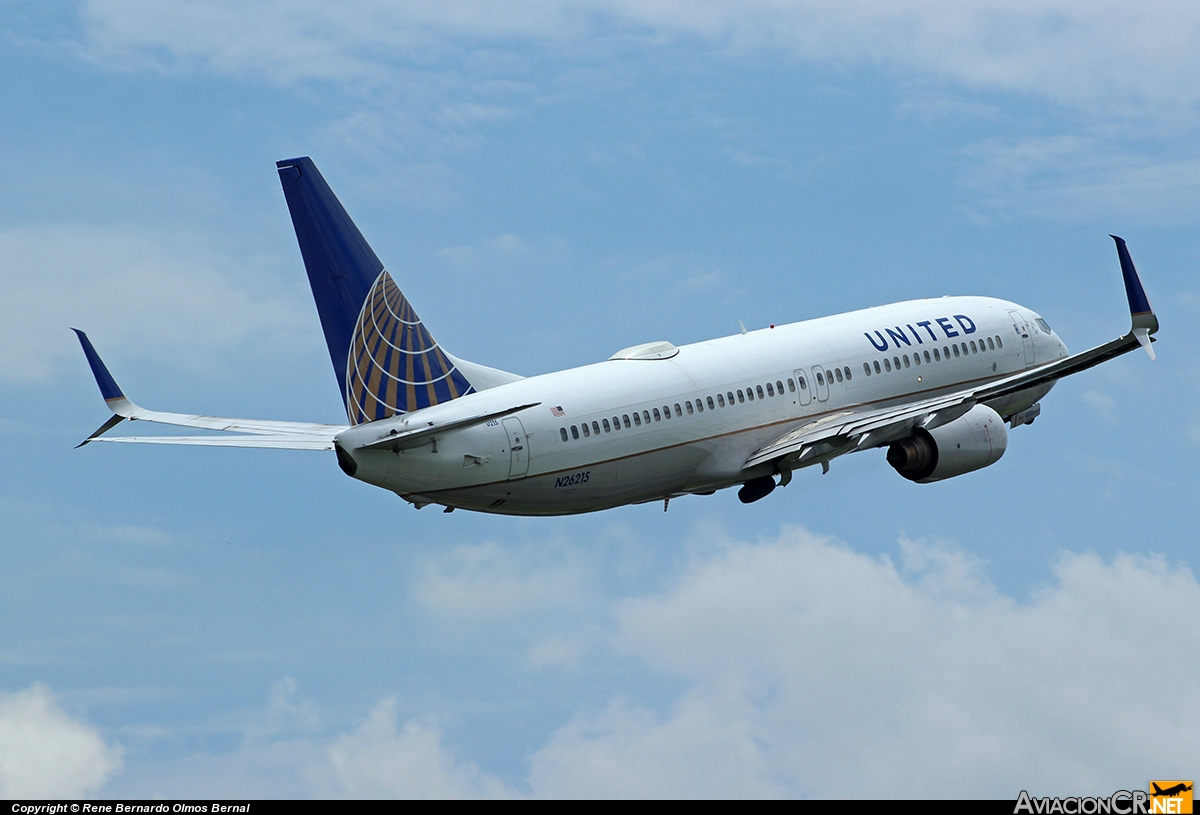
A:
73;329;346;450
745;236;1159;472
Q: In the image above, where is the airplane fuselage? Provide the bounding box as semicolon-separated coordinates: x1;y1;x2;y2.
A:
337;295;1067;515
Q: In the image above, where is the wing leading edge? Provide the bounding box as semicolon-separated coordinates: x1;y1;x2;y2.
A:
745;236;1160;473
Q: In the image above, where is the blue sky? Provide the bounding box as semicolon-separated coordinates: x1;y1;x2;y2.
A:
1;0;1198;798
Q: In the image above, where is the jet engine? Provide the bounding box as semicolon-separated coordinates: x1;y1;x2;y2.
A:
886;404;1008;483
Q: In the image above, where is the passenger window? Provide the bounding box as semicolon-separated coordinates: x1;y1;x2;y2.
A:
632;412;641;426
642;410;651;424
592;421;600;435
766;382;775;396
707;396;715;410
560;428;568;442
756;385;765;399
873;360;881;374
685;401;694;414
746;388;754;402
652;408;661;421
603;418;611;432
924;350;931;363
623;414;631;428
787;379;795;393
797;377;807;390
943;346;950;359
902;355;910;368
970;340;978;353
953;345;960;357
613;416;621;430
864;362;872;376
987;336;995;351
842;368;850;382
571;425;579;439
695;400;704;413
996;336;1003;349
717;393;726;407
892;356;900;370
674;403;683;417
816;371;824;386
582;422;591;437
663;406;671;420
932;348;940;361
913;353;920;366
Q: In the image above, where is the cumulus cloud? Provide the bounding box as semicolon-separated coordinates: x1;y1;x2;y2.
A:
414;540;594;622
108;527;1199;799
0;225;310;383
327;699;515;798
0;684;123;798
74;1;1200;120
525;528;1200;797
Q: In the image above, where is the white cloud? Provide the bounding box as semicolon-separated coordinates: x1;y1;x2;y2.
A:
48;528;1200;799
74;1;1200;121
958;136;1200;223
1081;390;1117;420
527;527;1200;797
414;540;593;622
327;699;515;798
0;225;310;384
0;684;123;798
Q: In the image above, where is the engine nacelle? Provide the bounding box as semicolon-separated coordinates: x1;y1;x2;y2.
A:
886;404;1008;483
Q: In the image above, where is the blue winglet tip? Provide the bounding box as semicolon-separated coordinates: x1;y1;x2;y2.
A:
71;328;125;402
1110;235;1153;317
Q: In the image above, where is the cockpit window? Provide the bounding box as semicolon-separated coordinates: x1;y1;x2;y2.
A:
1035;317;1052;334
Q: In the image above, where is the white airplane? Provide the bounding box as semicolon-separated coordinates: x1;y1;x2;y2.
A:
75;157;1159;515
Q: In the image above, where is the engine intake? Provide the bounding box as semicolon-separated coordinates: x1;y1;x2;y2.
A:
887;404;1007;483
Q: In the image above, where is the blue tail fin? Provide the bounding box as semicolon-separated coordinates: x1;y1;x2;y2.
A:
276;157;476;424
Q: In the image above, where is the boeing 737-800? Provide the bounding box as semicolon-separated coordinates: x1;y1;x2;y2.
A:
74;157;1159;515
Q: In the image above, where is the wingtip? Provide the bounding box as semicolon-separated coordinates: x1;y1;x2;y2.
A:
1110;235;1157;335
72;329;126;402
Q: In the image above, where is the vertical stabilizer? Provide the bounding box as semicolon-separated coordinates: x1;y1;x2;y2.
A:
276;157;477;424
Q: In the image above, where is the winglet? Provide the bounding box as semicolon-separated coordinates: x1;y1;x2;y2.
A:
72;329;125;402
1110;236;1158;335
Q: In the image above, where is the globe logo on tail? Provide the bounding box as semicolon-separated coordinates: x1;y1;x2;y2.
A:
345;270;474;425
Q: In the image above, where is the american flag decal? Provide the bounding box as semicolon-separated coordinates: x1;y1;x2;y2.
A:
550;406;565;417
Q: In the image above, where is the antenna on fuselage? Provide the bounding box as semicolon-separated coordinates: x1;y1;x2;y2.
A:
738;320;748;335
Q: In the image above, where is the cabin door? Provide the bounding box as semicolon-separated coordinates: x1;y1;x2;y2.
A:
811;366;830;402
502;417;529;479
794;368;812;406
